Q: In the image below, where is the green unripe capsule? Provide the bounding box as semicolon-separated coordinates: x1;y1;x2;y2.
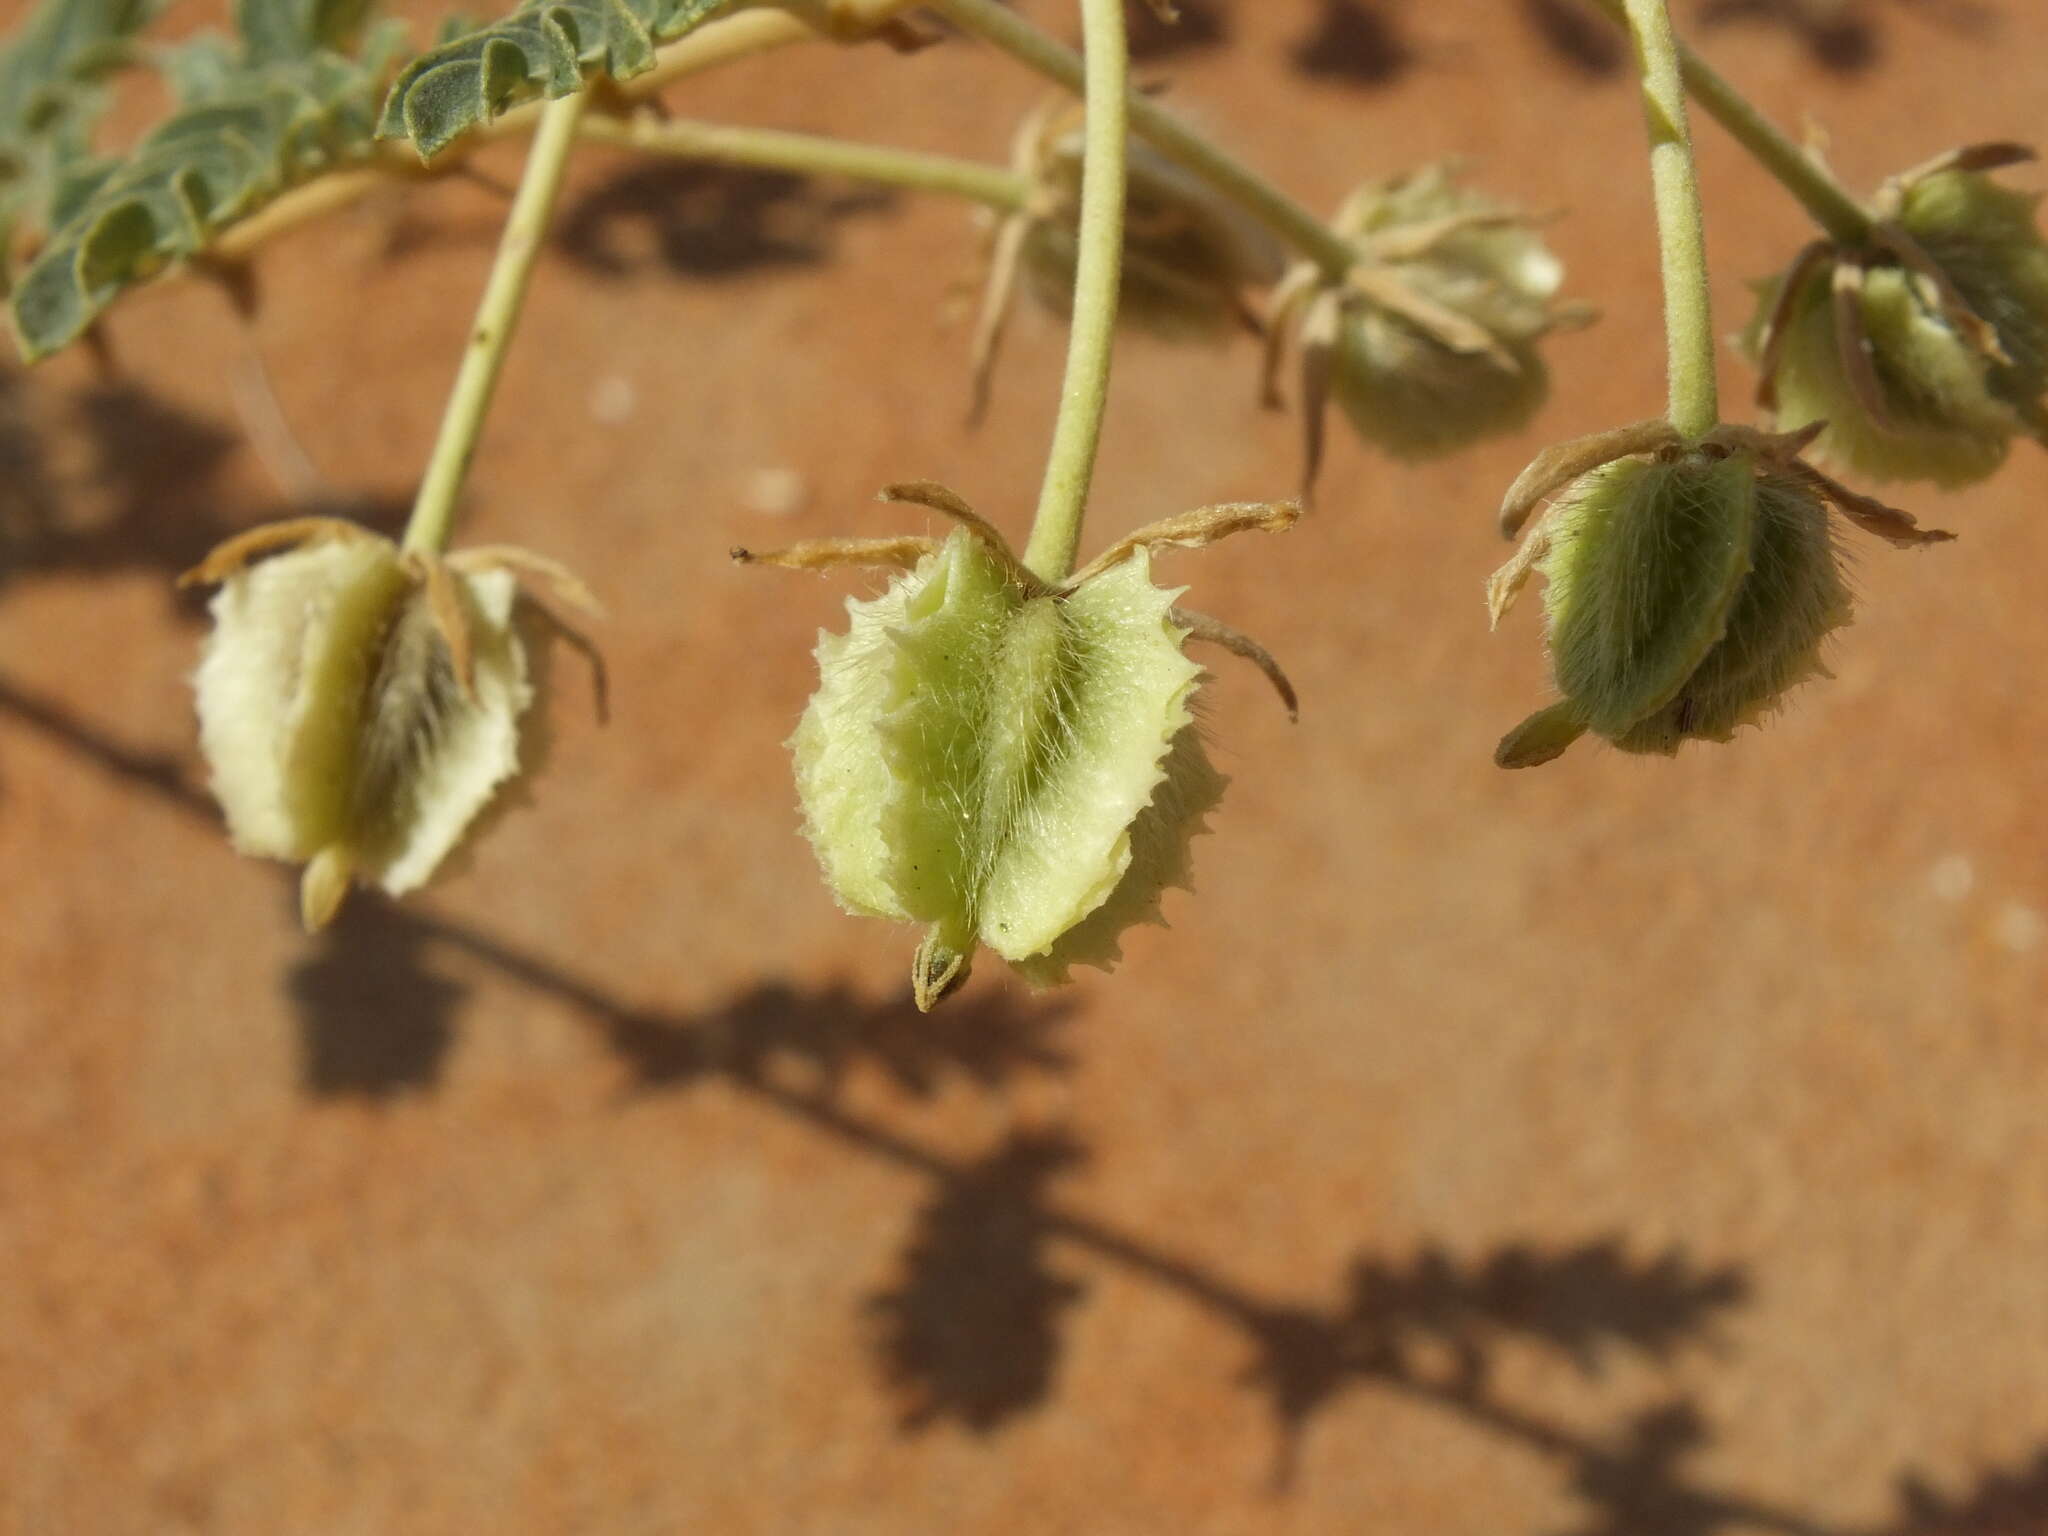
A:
1745;147;2048;487
1495;447;1852;766
1328;164;1568;460
1269;164;1587;493
750;485;1297;1007
796;529;1217;1000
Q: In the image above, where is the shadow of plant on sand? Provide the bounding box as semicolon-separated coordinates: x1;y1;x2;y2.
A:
3;678;2046;1535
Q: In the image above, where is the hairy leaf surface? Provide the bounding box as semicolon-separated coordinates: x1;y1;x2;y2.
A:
377;0;729;161
0;0;160;272
11;26;401;359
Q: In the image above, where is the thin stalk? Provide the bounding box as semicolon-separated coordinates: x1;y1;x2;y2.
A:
1624;0;1717;440
927;0;1358;280
1017;0;1127;583
576;115;1031;211
1586;0;1870;244
402;91;589;556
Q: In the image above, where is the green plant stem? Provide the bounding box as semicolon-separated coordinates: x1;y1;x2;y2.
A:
1017;0;1128;583
925;0;1358;281
402;91;589;556
1623;0;1717;441
576;114;1031;210
1586;0;1870;244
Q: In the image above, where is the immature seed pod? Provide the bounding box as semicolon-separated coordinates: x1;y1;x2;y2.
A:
741;482;1297;1008
1265;163;1586;495
1324;164;1568;458
183;519;599;928
1019;111;1286;340
1745;144;2048;487
1489;424;1951;768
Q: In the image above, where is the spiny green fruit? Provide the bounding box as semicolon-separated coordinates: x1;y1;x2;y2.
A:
793;528;1222;1007
1745;150;2048;488
183;518;599;928
1327;163;1569;460
1495;449;1850;766
1020;116;1284;341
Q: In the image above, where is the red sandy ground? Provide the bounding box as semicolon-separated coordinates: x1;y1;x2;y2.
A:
2;1;2046;1531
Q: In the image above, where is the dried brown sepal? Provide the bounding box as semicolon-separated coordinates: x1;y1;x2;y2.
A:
1776;457;1956;548
731;535;940;573
1259;262;1321;410
1295;290;1341;503
1878;141;2039;214
1486;515;1555;628
1753;238;1834;413
1347;266;1516;366
451;545;607;622
1068;498;1302;586
516;598;611;726
1356;206;1557;265
412;551;477;700
1872;219;2014;365
1829;252;1901;434
967;209;1032;426
880;480;1045;591
1171;606;1298;720
176;516;373;588
1496;418;1677;537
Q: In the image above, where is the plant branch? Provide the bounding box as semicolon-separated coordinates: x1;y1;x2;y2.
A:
1015;0;1128;583
1624;0;1718;440
577;114;1032;210
926;0;1359;280
1586;0;1871;245
402;91;590;557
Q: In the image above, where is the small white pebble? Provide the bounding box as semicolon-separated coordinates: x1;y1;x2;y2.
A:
745;467;808;518
1929;854;1975;904
588;374;637;425
1994;904;2044;954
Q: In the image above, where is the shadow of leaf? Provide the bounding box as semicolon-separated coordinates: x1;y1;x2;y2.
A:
0;376;237;592
1694;0;1878;72
1882;1451;2048;1536
1290;0;1414;87
596;979;1074;1099
868;1127;1089;1432
1522;0;1627;75
556;162;896;281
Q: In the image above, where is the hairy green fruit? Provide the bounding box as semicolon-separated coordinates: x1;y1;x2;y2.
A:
1326;164;1566;460
1487;421;1951;769
184;519;600;928
743;482;1295;1008
794;528;1221;1007
1745;149;2048;488
1528;451;1849;761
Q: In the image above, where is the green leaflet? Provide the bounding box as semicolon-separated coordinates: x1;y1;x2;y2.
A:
10;30;400;360
376;0;729;161
236;0;378;66
790;530;1210;988
0;0;160;275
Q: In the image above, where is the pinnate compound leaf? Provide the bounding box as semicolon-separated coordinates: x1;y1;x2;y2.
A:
377;0;729;161
236;0;378;66
10;26;403;360
0;0;162;270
